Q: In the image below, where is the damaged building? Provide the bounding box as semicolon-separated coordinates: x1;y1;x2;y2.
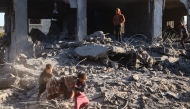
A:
0;0;189;61
1;0;190;109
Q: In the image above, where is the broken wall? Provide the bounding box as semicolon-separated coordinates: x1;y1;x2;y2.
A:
163;7;187;31
28;19;51;35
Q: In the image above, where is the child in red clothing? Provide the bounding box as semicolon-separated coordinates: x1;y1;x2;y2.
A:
74;73;89;109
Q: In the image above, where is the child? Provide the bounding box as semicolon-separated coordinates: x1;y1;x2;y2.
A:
74;72;89;109
37;64;54;101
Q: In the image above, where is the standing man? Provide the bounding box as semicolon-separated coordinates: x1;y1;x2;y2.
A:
178;22;189;50
113;8;125;42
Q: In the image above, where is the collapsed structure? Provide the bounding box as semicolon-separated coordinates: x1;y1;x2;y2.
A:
0;0;190;109
0;31;188;108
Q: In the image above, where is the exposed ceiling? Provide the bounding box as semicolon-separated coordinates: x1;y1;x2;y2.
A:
87;0;186;10
88;0;148;9
0;0;187;12
0;0;66;12
165;0;185;9
0;0;11;12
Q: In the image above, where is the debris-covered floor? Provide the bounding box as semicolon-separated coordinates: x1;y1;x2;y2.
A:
0;30;190;109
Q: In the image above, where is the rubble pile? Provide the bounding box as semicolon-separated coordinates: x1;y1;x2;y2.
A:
84;31;111;44
29;27;60;44
0;31;190;109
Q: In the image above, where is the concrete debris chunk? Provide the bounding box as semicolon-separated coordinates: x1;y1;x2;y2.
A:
20;77;37;90
0;90;14;102
111;62;118;69
158;47;179;56
84;31;109;43
132;74;139;81
0;77;20;89
175;71;183;76
89;93;103;101
111;46;126;54
75;43;109;59
162;91;180;99
13;65;39;77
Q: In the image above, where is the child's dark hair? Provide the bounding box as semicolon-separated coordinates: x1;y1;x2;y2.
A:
46;64;52;69
77;72;87;79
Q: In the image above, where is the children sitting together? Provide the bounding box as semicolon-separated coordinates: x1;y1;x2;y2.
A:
37;63;89;109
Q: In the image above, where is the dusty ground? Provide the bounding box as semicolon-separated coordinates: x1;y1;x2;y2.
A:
0;31;190;109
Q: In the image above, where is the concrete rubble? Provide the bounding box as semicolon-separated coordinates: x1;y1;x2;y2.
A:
0;31;190;109
75;43;110;59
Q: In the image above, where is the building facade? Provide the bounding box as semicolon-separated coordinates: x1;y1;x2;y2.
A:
0;0;189;62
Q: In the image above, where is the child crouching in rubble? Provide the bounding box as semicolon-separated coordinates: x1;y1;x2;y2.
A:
37;64;54;101
74;72;89;109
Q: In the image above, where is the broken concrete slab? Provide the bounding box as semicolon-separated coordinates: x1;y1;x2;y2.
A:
75;43;109;59
111;46;126;54
158;47;179;56
84;31;109;43
132;74;139;81
0;77;20;89
13;65;39;77
20;77;37;90
162;91;180;100
59;41;84;48
136;50;156;67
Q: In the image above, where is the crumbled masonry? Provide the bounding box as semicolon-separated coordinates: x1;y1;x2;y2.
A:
0;31;190;109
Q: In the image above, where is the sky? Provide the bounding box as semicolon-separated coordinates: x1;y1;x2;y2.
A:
184;16;187;25
0;13;5;26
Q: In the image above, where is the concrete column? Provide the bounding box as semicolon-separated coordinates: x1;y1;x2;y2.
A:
187;16;190;33
152;0;163;39
9;0;28;61
187;0;190;33
68;0;77;8
76;0;87;41
4;12;9;62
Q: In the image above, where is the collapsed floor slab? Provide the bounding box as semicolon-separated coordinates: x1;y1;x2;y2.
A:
75;43;109;59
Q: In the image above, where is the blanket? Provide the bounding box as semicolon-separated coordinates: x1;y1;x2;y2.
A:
46;76;77;100
46;77;60;100
62;76;77;91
